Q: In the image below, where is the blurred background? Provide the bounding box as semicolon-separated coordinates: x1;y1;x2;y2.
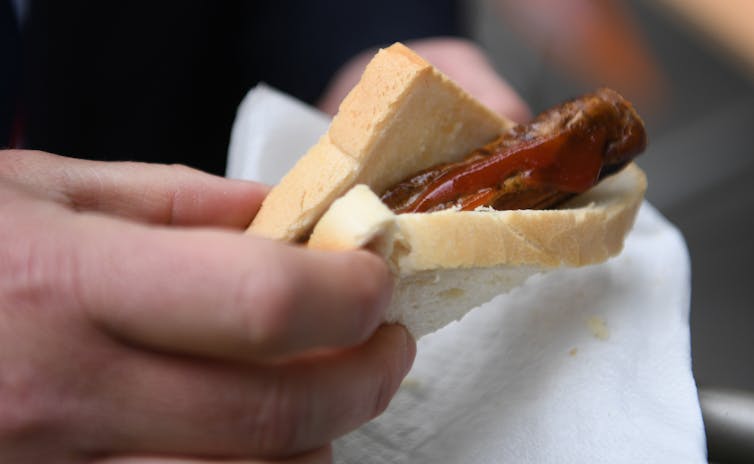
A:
466;0;754;393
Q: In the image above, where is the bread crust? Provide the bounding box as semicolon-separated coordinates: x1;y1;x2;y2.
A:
249;43;511;241
307;164;645;337
309;163;646;271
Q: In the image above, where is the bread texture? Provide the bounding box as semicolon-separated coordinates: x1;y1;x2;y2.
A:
249;43;512;241
247;42;647;338
309;164;646;337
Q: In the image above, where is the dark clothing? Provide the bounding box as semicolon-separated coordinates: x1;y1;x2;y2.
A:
1;0;21;146
11;0;462;175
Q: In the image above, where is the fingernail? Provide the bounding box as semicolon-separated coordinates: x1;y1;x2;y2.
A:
355;250;394;328
399;325;417;373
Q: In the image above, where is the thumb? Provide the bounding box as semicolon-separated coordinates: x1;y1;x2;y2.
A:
72;212;393;361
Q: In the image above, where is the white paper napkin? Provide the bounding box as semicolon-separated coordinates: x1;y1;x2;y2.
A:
228;85;707;463
227;82;330;183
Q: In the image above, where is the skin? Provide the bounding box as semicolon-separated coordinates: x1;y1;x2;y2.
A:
1;38;529;463
0;151;415;463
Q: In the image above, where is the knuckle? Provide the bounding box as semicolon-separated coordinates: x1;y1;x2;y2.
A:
167;162;200;175
0;361;51;441
166;163;208;185
0;150;47;178
0;150;22;179
239;373;304;455
235;260;296;353
155;164;200;224
0;231;80;312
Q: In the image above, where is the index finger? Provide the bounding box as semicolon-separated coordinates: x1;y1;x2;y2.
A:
0;149;267;228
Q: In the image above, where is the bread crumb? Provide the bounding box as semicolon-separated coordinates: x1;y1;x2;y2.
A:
439;288;465;298
400;377;422;390
569;347;579;356
587;316;610;340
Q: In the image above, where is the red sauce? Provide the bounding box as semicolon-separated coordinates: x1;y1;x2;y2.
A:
396;128;606;213
382;88;646;214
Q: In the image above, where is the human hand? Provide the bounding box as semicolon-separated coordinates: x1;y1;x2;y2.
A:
0;151;415;463
318;37;531;123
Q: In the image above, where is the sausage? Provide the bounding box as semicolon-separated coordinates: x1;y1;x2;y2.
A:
380;88;647;213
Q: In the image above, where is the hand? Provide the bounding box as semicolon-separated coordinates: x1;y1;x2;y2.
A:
318;37;531;123
0;151;416;463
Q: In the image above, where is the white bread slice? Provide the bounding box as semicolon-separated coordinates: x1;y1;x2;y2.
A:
308;164;646;337
247;42;647;338
249;43;513;241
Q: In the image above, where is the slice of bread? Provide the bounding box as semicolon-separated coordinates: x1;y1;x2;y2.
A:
308;164;646;337
247;42;647;338
249;43;513;242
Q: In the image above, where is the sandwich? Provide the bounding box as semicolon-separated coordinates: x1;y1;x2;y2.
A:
248;43;647;338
